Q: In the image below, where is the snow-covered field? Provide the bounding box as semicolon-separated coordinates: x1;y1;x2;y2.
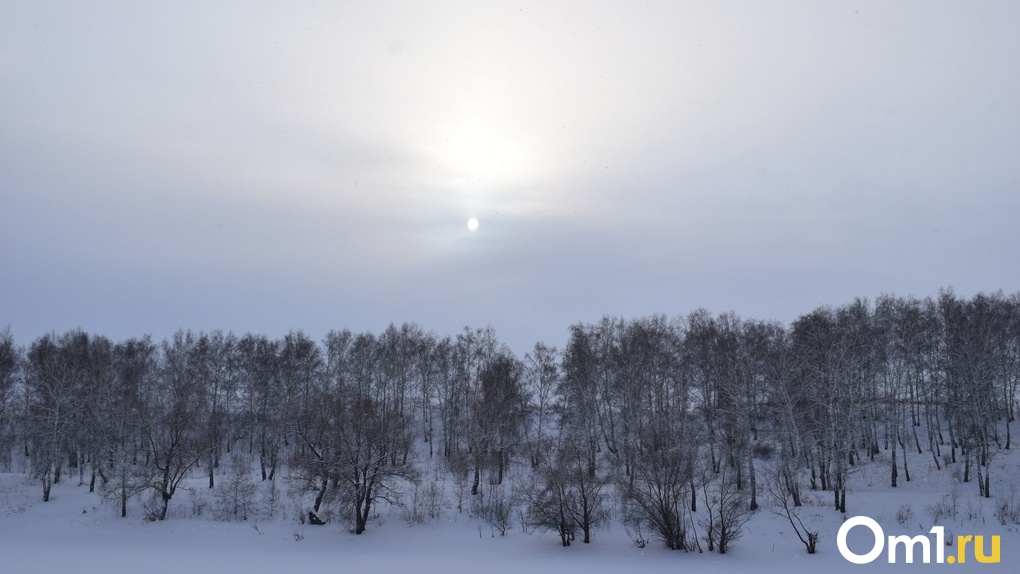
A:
3;448;1018;574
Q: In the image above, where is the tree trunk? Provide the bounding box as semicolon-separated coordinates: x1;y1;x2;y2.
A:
497;449;504;485
963;448;970;482
313;476;328;512
748;458;758;511
891;436;898;487
899;436;911;482
158;492;170;520
355;483;373;534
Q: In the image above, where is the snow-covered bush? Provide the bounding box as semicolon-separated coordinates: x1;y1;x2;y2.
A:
896;503;913;525
995;484;1020;525
401;479;446;524
214;455;258;521
473;482;516;536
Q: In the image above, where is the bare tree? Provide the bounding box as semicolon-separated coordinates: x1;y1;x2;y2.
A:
143;331;209;520
74;334;116;493
941;291;1002;497
100;337;156;517
559;323;606;487
292;331;419;533
23;331;87;501
411;330;438;455
523;342;559;469
288;331;330;514
238;333;282;481
625;436;698;551
522;464;576;546
194;331;239;489
474;353;528;487
791;302;880;513
763;465;819;554
0;328;19;469
452;326;503;495
524;437;611;545
700;463;753;554
337;392;419;534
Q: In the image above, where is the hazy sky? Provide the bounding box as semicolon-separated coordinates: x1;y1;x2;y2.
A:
3;1;1019;352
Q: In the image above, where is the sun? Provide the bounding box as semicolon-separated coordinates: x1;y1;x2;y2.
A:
467;217;479;231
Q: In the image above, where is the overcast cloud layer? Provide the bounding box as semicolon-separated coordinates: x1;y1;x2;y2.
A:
2;1;1019;352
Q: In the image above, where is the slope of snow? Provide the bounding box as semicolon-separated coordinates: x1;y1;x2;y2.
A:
2;446;1018;574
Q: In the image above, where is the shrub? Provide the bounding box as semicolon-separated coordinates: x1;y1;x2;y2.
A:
896;504;913;525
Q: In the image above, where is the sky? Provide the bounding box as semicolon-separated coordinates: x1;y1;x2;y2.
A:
2;1;1019;353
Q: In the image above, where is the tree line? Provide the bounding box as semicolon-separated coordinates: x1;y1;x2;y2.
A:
0;289;1017;552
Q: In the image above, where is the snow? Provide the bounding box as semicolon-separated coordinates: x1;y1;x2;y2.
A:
2;449;1018;573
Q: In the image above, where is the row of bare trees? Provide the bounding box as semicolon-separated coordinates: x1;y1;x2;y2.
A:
550;290;1018;551
0;289;1017;550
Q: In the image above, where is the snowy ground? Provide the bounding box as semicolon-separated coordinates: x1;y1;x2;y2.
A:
2;450;1018;573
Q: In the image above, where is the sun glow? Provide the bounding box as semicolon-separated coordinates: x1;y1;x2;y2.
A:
426;117;542;190
467;217;479;231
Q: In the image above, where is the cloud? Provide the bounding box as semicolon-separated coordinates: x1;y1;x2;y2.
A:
2;1;1019;351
